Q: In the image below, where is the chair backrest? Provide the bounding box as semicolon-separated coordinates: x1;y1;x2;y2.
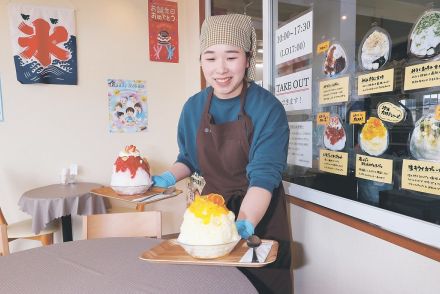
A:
0;208;8;226
83;211;162;240
0;224;10;256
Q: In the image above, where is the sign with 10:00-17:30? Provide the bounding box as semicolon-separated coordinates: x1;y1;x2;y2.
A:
276;10;313;65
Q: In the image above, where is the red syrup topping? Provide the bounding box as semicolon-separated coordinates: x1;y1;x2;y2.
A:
114;156;150;179
325;126;345;145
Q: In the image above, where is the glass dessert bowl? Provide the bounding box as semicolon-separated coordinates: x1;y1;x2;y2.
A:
111;184;152;195
177;239;240;259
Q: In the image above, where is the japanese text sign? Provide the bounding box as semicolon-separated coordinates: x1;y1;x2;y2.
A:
148;0;179;63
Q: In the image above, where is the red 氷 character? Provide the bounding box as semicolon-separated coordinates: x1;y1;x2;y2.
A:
17;18;70;67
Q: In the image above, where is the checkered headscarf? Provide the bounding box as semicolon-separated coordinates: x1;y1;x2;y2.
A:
200;14;257;81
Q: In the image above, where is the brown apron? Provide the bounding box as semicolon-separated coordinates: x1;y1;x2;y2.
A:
196;81;292;294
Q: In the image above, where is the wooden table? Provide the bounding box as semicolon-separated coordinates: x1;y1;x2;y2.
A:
0;237;258;294
18;182;107;242
91;186;182;211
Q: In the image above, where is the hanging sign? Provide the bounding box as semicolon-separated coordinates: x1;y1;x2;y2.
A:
275;68;312;111
148;0;179;63
8;4;77;84
275;10;313;65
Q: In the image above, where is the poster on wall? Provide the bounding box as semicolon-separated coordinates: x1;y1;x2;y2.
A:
8;4;77;85
108;79;148;133
148;0;179;63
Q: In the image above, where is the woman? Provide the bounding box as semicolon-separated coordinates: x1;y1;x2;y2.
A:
153;14;292;293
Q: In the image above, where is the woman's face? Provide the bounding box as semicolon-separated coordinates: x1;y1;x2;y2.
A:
201;44;249;99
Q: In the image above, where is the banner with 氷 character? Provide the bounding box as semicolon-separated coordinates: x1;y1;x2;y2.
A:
148;0;179;63
8;4;77;85
108;79;148;133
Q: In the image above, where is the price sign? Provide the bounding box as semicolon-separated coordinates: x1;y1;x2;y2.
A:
317;41;329;54
276;11;313;65
349;111;366;124
317;112;330;125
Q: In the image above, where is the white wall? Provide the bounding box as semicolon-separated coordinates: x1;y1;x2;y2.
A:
0;0;201;251
290;204;440;294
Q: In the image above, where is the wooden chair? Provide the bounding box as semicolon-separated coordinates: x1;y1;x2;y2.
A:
83;211;162;240
0;207;58;256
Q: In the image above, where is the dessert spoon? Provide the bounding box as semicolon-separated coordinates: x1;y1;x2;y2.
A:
246;235;262;263
133;186;176;202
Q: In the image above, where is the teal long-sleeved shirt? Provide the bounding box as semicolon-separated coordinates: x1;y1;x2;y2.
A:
176;82;289;193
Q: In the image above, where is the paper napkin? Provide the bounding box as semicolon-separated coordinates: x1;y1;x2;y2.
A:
239;241;273;263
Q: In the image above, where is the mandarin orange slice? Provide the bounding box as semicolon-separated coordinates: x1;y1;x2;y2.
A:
206;193;225;206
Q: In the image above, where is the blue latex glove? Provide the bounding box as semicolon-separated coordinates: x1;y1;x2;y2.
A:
152;171;176;188
235;220;254;239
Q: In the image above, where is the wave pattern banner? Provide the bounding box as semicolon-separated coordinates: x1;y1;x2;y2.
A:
8;4;77;85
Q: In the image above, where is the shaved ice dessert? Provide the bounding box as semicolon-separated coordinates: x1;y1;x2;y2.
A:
324;115;346;151
409;10;440;58
324;43;347;76
360;29;390;70
410;114;440;161
360;117;389;156
110;145;152;195
178;194;240;259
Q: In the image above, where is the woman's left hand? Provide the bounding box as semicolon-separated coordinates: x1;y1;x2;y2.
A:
235;219;254;239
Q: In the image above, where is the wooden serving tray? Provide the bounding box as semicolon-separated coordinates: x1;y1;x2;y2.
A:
91;186;181;203
139;239;278;267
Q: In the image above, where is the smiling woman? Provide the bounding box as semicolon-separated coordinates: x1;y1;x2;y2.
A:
151;12;291;294
200;44;249;99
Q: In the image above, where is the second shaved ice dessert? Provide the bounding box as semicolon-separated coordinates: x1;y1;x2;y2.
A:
177;194;240;259
110;145;152;195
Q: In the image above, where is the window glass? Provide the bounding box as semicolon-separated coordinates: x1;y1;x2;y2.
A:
276;0;440;225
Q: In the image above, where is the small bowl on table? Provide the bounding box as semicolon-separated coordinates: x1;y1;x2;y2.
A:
177;240;240;259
